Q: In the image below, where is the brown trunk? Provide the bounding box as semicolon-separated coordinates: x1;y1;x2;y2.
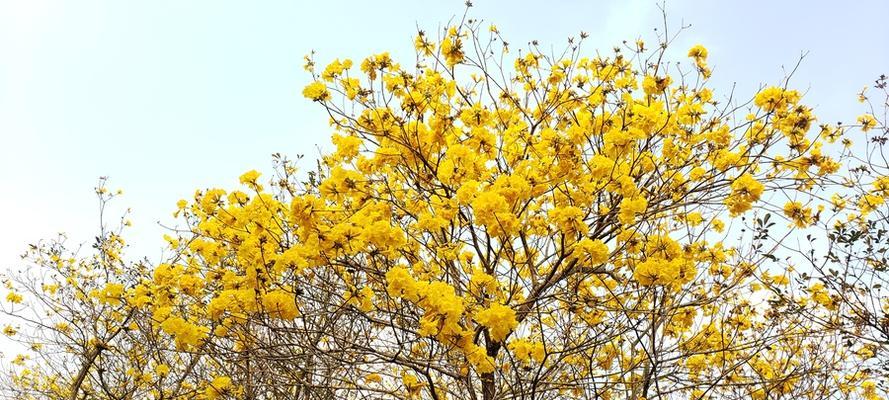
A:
482;341;501;400
70;343;106;400
481;372;495;400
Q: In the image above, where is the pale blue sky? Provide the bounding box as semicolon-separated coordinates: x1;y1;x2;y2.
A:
1;0;887;266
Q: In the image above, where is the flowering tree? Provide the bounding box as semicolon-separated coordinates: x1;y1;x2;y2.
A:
0;181;212;399
2;10;882;400
777;75;889;400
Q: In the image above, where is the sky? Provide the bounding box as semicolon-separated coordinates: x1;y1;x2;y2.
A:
1;0;887;270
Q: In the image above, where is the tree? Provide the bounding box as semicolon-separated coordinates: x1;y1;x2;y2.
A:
1;180;212;399
784;74;889;400
2;9;881;400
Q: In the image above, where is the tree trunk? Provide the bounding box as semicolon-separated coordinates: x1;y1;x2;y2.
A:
482;341;501;400
70;342;106;400
481;372;496;400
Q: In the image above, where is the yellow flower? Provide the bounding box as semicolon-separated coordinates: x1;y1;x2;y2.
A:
857;114;877;132
509;338;545;364
321;58;352;81
262;290;299;320
386;266;418;301
402;373;424;397
3;325;17;336
155;364;171;377
633;257;681;286
686;212;704;226
687;44;708;59
239;170;262;187
687;45;710;77
783;201;813;228
754;86;800;112
548;205;586;235
341;77;361;100
302;81;330;101
465;344;496;374
808;282;835;309
413;33;434;56
475;303;517;342
471;190;520;237
862;380;879;400
440;27;465;67
159;316;208;350
575;238;610;265
5;292;23;304
725;174;764;215
642;74;671;95
858;194;885;216
331;133;362;160
91;282;125;306
686;354;708;378
618;196;647;224
205;376;233;399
